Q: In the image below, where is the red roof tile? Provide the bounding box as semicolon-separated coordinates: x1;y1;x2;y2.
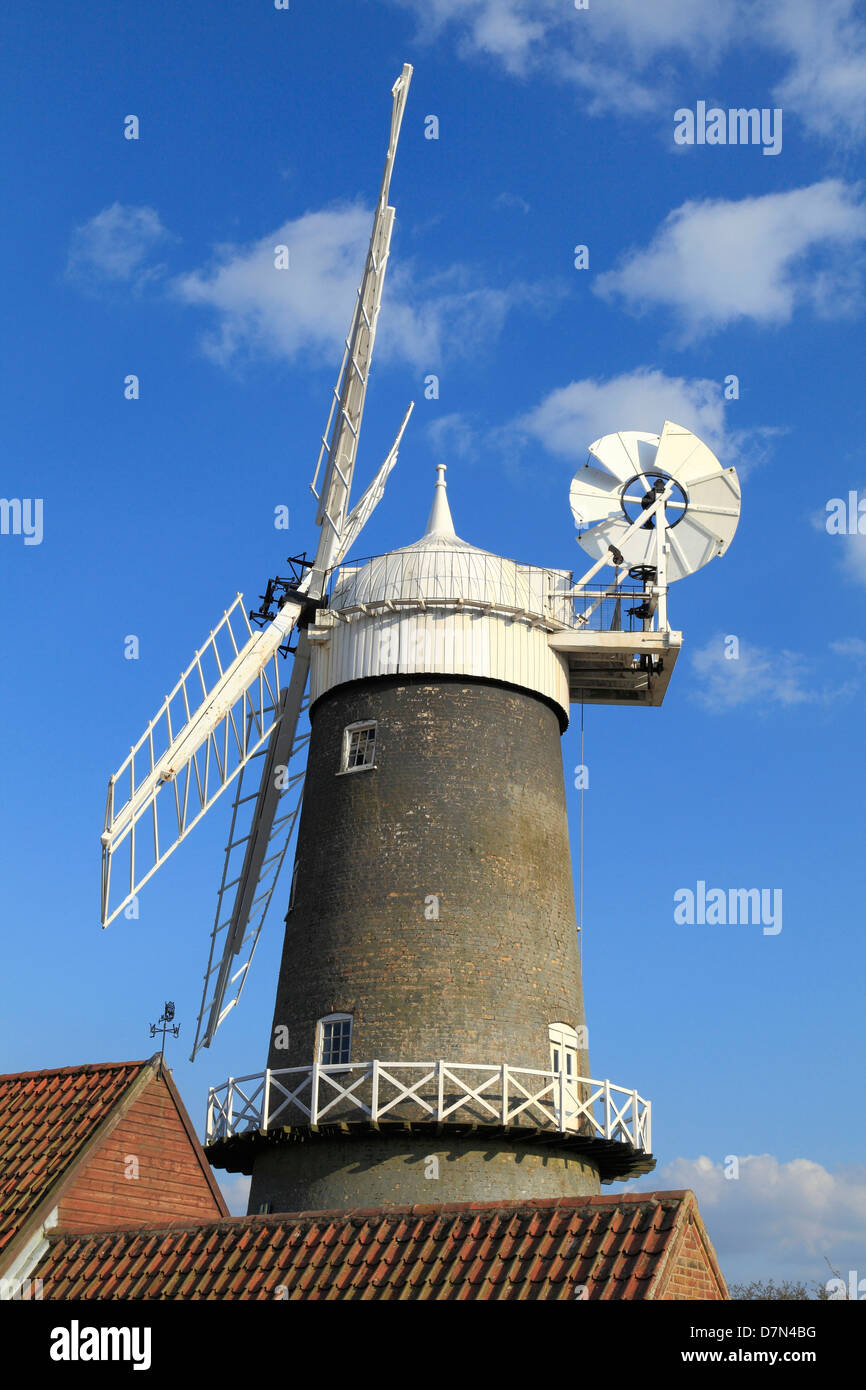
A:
0;1060;148;1263
33;1191;724;1301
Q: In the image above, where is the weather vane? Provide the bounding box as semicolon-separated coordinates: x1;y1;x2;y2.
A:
149;1001;180;1077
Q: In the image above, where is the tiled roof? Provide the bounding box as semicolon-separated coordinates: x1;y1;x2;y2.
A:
0;1060;148;1263
34;1192;712;1300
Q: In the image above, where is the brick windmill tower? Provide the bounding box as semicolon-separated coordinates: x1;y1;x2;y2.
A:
99;65;741;1218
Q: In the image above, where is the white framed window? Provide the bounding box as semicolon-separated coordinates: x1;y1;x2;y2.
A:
317;1013;353;1067
340;720;376;774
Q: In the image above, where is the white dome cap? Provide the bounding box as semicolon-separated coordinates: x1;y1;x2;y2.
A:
331;465;535;612
311;465;573;719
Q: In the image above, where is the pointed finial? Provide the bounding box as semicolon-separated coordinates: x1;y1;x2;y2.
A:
424;463;457;538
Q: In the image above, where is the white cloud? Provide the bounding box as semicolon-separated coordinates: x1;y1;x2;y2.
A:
634;1154;866;1286
595;182;866;343
172;204;540;370
393;0;866;138
174;204;396;366
501;368;779;493
67;199;550;371
813;496;866;587
216;1172;251;1217
829;636;866;657
465;1;546;73
811;492;866;583
510;367;749;468
67;203;171;288
399;0;547;76
397;0;741;92
427;412;480;461
550;56;659;119
690;635;857;709
840;533;866;586
762;0;866;142
495;191;531;214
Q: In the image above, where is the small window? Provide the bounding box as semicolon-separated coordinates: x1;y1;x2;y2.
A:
340;721;376;773
317;1013;353;1066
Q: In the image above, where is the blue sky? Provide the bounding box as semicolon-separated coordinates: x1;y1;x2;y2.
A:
1;0;865;1291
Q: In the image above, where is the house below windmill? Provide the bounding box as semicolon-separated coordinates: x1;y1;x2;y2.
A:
0;1057;727;1302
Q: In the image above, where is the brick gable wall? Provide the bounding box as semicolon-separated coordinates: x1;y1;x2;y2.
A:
659;1218;726;1299
57;1075;224;1232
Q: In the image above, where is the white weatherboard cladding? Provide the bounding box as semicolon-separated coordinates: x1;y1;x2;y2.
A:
310;606;570;717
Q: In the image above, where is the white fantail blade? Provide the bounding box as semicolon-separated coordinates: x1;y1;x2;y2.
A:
570;463;640;528
572;432;663;530
190;636;312;1057
653;419;715;485
588;430;661;485
100;591;304;927
571;422;741;582
309;65;413;588
653;419;742;566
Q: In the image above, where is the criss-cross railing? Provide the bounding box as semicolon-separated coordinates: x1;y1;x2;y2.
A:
206;1061;651;1152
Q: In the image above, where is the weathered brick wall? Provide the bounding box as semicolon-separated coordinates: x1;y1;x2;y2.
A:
264;676;588;1074
250;1136;601;1213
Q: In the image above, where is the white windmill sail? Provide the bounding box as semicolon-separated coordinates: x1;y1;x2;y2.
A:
190;407;413;1056
310;64;413;584
100;587;306;927
333;400;413;568
100;64;414;972
190;688;309;1048
188;67;414;1056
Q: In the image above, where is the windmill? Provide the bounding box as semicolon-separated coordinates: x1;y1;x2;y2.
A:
98;63;743;1215
99;64;415;1060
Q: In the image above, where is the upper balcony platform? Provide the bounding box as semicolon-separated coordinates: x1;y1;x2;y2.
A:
204;1059;655;1184
549;626;681;707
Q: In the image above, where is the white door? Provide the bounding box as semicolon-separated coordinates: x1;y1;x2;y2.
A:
549;1023;580;1130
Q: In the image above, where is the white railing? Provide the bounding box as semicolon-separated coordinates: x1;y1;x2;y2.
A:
206;1061;651;1152
329;552;577;628
328;551;652;635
